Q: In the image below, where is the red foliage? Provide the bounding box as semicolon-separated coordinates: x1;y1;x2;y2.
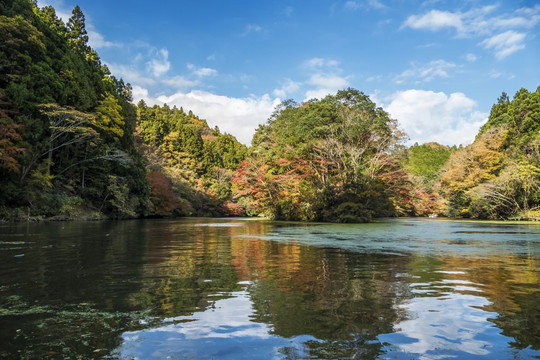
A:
0;98;25;173
411;186;444;216
223;201;244;216
232;156;318;217
374;155;414;214
146;171;178;216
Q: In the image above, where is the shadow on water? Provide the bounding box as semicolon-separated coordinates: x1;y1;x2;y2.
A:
0;218;539;359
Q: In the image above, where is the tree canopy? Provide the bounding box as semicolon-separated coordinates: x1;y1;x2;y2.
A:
233;88;408;222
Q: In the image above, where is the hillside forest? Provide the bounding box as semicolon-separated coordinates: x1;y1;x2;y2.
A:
1;0;539;222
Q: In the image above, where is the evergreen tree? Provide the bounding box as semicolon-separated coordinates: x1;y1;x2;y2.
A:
66;5;88;51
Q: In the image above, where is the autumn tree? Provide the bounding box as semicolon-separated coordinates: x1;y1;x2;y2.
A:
36;103;99;176
438;86;540;219
93;92;124;142
235;88;407;222
0;95;24;174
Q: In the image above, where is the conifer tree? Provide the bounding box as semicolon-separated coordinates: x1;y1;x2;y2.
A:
67;5;88;51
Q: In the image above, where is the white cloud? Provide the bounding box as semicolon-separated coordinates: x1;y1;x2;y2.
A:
402;5;505;37
402;4;540;58
403;9;463;32
132;85;150;101
304;57;340;70
196;67;218;77
385;89;488;146
368;0;387;9
344;0;386;11
272;79;300;98
301;57;349;100
366;75;382;82
161;76;199;89
480;30;526;59
465;53;477;62
132;87;280;145
395;60;456;84
146;48;170;77
188;64;218;77
307;73;349;89
87;30;119;49
106;62;156;86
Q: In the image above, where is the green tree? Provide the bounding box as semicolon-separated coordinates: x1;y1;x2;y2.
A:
404;142;450;180
0;0;150;219
0;14;45;89
66;5;88;51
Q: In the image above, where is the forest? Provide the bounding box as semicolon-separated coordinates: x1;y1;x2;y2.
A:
1;0;539;222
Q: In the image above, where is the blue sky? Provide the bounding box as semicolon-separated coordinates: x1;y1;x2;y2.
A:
37;0;540;145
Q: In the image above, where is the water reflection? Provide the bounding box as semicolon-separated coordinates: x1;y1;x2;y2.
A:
117;286;317;359
0;218;539;359
379;279;508;359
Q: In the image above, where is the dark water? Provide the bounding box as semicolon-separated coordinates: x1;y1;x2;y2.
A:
0;218;539;359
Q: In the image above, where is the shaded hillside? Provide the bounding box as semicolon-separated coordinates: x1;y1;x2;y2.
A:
0;0;147;219
136;101;246;216
0;0;246;220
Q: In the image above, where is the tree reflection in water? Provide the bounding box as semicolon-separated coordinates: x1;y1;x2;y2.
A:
0;218;539;359
117;219;540;359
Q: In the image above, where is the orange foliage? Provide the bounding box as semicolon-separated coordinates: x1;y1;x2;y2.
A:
440;128;506;193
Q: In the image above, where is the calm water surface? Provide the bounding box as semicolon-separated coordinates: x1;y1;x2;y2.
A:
0;218;539;359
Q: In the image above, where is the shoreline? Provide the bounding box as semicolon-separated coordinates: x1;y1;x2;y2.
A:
2;211;539;225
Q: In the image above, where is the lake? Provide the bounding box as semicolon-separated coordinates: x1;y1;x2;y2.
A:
1;218;539;359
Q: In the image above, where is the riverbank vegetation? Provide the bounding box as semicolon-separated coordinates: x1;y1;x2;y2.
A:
1;0;538;222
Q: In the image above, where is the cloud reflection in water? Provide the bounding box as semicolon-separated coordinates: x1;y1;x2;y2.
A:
378;278;524;359
116;287;315;359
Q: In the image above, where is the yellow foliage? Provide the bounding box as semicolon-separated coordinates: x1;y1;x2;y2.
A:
189;117;207;128
162;131;180;153
440;127;505;194
94;93;124;141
